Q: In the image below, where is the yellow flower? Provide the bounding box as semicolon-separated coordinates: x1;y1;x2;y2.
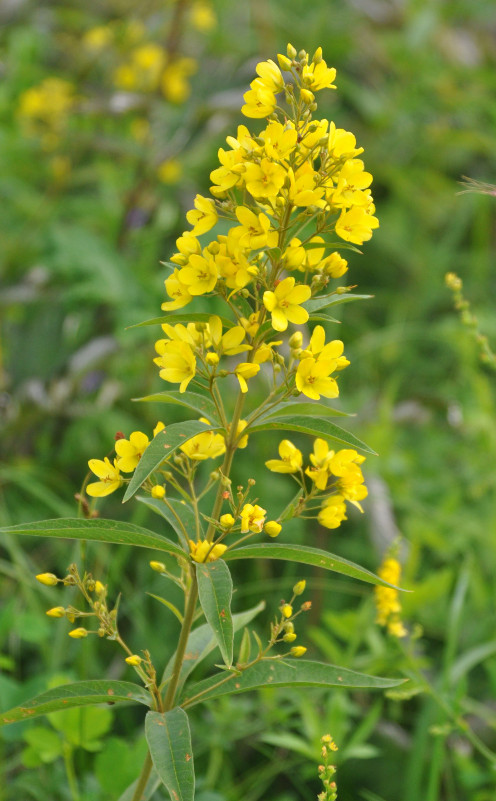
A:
220;513;235;528
157;159;182;184
240;504;267;533
161;57;197;103
83;26;113;51
281;603;293;618
233;206;278;250
305;438;334;490
87;457;123;497
190;0;217;31
180;421;226;461
244;159;286;199
263;277;311;332
170;231;202;266
68;628;88;639
213;230;253;289
235;362;260;393
255;59;284;93
287;163;325;208
151;485;166;499
46;606;66;617
375;556;407;638
328;450;368;511
242;79;276;119
317;495;347;529
295;357;339;401
301;327;349;370
335;206;379;245
327;122;363;160
179;254;218;295
115;431;150;473
36;573;59;586
161;268;193;311
290;646;307;657
189;539;227;563
155;341;196;392
322;251;348;278
266;440;303;473
207;316;252;357
302;59;337;91
264;521;281;537
261;121;297;161
186;194;218;236
125;654;143;666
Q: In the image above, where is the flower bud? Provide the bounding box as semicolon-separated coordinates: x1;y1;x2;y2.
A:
312;47;323;64
300;88;315;105
220;513;235;528
281;603;293;618
283;631;297;643
301;601;312;611
283;621;294;633
46;606;66;618
264;521;281;538
36;573;58;586
293;580;306;596
125;654;142;666
289;331;303;349
277;54;293;71
287;43;297;59
206;352;220;366
151;484;166;499
290;645;307;657
150;561;166;573
94;580;105;595
68;627;88;639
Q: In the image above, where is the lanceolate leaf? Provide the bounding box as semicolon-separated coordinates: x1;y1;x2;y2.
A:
137;496;199;541
304;293;373;315
145;709;195;801
181;660;405;708
128;313;233;330
161;601;265;690
196;560;234;668
123;422;222;502
257;401;352;422
249;416;376;455
0;519;185;557
224;543;404;590
132;390;218;422
0;681;151;727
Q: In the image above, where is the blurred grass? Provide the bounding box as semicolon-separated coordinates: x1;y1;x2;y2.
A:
1;0;496;799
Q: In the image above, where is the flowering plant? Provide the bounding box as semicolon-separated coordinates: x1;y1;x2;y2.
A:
1;45;402;800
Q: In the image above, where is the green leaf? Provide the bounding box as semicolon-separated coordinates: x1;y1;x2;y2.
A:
123;422;222;502
147;594;184;624
161;601;265;691
0;681;151;727
304;293;373;314
182;659;405;707
137;496;199;541
145;709;195;801
196;560;234;668
128;313;233;330
224;543;404;589
132;390;218;422
249;416;376;455
0;518;186;558
308;312;340;324
258;400;352;422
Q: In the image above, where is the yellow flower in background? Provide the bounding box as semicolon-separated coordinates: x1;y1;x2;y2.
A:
317;495;347;529
82;25;113;52
266;440;303;473
155;341;196;392
87;457;123;497
234;362;260;393
335;206;379;245
158;159;182;184
190;0;217;31
240;504;267;533
189;539;227;563
295;357;339;401
162;57;197;103
375;556;407;637
18;78;75;137
263;277;311;332
115;431;150;473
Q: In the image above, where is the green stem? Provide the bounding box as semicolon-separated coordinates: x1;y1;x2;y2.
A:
130;752;153;801
62;742;80;801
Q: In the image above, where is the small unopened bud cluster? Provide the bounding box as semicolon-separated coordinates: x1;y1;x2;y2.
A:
317;734;339;801
273;580;311;657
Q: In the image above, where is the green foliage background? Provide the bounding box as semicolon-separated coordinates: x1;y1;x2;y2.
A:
1;1;496;799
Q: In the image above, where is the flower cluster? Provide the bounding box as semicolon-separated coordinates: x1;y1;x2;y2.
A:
375;554;407;637
266;437;367;530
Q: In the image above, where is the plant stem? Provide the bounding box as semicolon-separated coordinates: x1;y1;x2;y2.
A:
62;743;80;801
